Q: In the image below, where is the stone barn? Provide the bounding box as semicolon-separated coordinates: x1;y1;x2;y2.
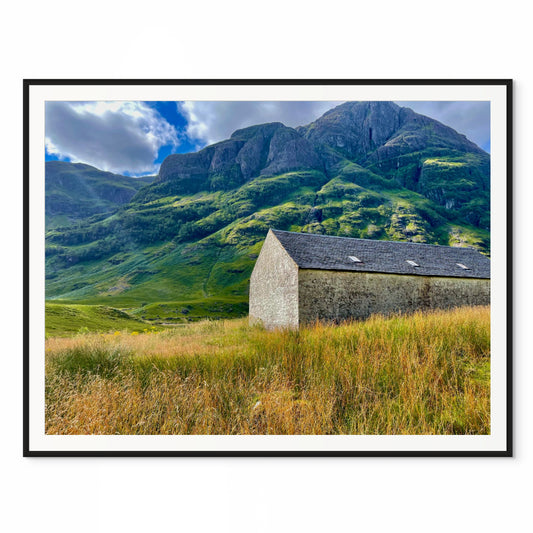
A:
249;229;490;329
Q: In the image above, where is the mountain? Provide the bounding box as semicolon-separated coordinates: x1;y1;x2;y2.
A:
45;102;490;322
298;102;489;225
152;121;323;194
45;161;155;228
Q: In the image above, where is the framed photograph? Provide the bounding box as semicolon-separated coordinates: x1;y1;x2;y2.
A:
24;79;512;456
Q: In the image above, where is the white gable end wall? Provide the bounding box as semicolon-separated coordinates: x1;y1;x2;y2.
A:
249;230;299;329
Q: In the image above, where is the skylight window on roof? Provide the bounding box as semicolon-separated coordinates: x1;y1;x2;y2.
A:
456;263;471;270
349;256;362;263
406;260;419;267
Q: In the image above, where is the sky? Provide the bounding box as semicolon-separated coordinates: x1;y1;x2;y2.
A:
45;100;490;177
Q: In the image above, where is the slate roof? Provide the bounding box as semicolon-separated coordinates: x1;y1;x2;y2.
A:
271;229;490;279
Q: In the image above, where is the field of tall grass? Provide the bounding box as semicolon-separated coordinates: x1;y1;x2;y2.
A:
45;306;490;435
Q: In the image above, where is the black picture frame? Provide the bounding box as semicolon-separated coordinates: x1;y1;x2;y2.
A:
23;79;513;457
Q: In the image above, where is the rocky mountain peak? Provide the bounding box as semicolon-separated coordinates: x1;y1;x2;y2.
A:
298;101;403;161
230;122;285;141
158;121;323;191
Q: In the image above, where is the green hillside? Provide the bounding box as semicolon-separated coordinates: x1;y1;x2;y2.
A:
45;303;150;336
45;161;155;228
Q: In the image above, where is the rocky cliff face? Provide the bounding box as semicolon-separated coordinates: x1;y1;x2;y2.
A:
297;101;403;162
158;122;323;192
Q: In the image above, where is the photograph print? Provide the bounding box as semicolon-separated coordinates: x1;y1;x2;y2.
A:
24;80;512;456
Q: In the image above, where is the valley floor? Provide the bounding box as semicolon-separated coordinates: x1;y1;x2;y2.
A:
45;306;490;435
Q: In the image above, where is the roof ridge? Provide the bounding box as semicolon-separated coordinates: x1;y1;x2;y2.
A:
270;228;477;251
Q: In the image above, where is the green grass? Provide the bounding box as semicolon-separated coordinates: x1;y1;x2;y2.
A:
129;298;248;322
45;303;150;336
46;298;249;336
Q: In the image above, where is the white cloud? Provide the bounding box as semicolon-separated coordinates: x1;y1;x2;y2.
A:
45;101;179;174
178;101;343;145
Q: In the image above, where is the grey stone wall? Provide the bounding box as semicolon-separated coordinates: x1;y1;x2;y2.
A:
298;269;490;323
249;230;299;329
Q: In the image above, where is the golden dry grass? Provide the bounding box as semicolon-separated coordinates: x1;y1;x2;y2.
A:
45;306;490;435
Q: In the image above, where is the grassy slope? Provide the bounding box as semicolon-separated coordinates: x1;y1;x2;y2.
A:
45;303;151;336
45;306;490;435
46;169;488;299
45;161;155;228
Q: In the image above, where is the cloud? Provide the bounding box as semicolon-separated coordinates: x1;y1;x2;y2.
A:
178;101;342;145
45;101;179;174
395;101;490;151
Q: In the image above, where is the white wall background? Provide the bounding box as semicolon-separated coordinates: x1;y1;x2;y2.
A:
1;2;530;531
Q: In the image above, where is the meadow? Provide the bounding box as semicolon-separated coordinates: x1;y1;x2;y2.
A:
45;306;490;435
